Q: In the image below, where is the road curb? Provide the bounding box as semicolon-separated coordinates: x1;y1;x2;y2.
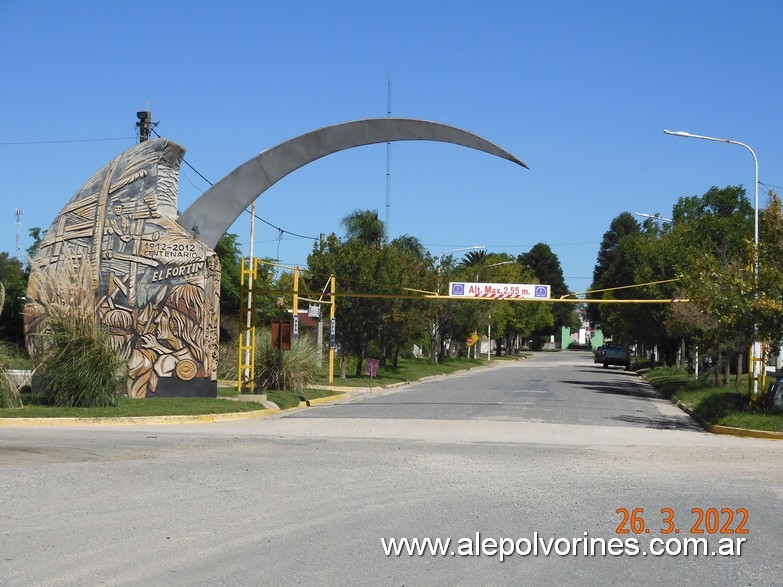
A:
674;401;709;431
299;393;348;407
0;408;276;427
708;424;783;440
674;401;783;440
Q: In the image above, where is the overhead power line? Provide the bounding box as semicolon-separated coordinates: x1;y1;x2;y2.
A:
0;137;135;145
150;127;318;242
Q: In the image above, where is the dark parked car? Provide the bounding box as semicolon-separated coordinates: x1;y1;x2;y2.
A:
600;342;632;371
593;346;606;363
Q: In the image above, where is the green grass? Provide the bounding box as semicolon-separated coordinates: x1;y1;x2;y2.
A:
644;367;783;432
267;388;338;410
3;354;31;370
0;395;266;418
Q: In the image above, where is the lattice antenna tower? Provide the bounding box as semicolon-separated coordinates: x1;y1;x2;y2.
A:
385;76;392;242
14;208;24;258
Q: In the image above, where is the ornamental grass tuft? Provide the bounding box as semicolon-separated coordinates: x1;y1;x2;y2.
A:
254;330;319;392
0;342;23;409
34;307;127;408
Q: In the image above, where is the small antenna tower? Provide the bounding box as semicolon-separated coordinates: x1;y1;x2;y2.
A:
14;208;24;257
135;101;158;143
385;76;392;241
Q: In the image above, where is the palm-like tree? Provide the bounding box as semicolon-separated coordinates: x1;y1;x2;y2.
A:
458;250;488;268
341;209;385;248
391;234;426;259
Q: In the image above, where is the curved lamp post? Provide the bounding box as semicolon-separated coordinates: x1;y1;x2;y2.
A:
633;211;673;223
663;129;761;399
476;260;515;282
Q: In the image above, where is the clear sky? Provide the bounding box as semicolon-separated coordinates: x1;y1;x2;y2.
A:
2;0;781;293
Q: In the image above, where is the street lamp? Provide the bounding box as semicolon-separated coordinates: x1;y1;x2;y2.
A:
633;211;673;223
437;245;486;279
663;129;761;399
476;260;514;282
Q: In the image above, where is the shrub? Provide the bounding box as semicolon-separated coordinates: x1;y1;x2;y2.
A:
0;342;23;408
218;341;239;381
254;330;319;392
34;308;127;408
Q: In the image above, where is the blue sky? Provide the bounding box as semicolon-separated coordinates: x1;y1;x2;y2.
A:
2;0;781;293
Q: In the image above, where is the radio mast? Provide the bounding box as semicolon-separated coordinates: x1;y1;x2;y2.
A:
385;76;392;242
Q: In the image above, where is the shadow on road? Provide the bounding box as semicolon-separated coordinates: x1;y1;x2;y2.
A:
608;413;704;431
561;379;659;400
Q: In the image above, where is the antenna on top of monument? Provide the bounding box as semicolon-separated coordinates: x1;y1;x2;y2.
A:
135;102;158;143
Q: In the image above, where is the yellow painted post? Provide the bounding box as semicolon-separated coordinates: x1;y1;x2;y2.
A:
328;275;335;383
748;343;766;404
237;257;258;393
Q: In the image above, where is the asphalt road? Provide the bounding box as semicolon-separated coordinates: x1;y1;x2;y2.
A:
289;351;701;429
2;351;782;586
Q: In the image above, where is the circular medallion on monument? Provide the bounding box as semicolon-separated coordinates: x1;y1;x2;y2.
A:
175;359;198;381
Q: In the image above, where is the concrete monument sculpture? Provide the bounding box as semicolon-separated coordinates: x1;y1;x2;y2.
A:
25;118;527;397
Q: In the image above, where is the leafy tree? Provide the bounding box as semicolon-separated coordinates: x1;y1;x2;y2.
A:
756;191;783;347
392;234;427;259
0;252;27;347
214;233;242;317
588;212;641;336
519;242;578;334
671;186;754;383
599;225;678;357
308;235;383;376
457;249;488;268
445;254;553;356
590;187;756;376
26;227;46;266
592;212;641;286
341;209;384;248
378;237;434;366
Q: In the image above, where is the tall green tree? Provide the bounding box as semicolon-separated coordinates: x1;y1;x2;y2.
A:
26;227;46;266
214;233;243;318
519;243;578;333
588;212;641;335
457;249;488;269
376;237;434;367
341;209;384;248
756;191;783;347
0;252;27;347
308;234;383;376
671;185;754;382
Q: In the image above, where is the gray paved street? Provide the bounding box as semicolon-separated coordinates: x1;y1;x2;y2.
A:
2;351;782;586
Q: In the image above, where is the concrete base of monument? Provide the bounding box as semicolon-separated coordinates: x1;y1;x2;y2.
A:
147;378;218;398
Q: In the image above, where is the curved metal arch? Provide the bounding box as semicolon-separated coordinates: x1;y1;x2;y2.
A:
177;118;529;249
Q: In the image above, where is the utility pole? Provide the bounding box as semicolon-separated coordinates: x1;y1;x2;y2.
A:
14;208;24;259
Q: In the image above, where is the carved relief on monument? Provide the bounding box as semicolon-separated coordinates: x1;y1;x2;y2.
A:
25;139;220;398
